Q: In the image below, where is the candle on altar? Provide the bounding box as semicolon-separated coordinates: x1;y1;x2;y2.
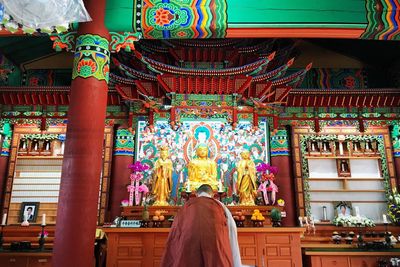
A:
304;217;309;225
218;179;223;192
42;214;46;226
383;214;388;224
322;206;327;220
1;213;7;226
310;217;315;227
298;216;303;227
355;206;360;217
186;180;190;192
339;142;344;155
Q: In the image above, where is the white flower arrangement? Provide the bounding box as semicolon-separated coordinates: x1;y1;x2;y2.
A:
388;188;400;224
332;215;375;227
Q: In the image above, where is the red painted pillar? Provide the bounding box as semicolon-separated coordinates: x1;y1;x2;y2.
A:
108;127;135;220
0;157;8;210
53;1;110;266
0;134;12;211
270;128;297;226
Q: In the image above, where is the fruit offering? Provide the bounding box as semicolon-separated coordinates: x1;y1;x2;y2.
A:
251;209;265;221
153;210;166;221
233;211;246;221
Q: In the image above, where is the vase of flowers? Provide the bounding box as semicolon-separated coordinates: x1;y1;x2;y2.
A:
127;161;150;206
38;230;49;238
388;188;400;224
256;163;279;205
38;230;48;251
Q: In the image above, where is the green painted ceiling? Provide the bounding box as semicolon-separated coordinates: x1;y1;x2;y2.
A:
105;0;134;32
227;0;366;27
0;36;399;87
105;0;368;32
0;36;54;66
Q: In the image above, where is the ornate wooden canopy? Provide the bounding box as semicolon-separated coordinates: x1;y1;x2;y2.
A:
111;39;310;107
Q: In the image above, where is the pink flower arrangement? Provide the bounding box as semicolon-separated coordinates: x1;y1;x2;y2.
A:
130;172;143;181
256;162;279;205
127;161;150;206
128;161;149;172
256;162;278;175
138;184;149;193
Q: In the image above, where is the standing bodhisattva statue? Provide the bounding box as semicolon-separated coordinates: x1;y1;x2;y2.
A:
236;150;257;205
152;146;173;206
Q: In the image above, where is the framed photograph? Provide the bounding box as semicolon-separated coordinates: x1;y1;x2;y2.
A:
334;201;352;217
20;202;40;222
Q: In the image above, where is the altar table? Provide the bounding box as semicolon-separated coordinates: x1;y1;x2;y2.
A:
103;227;304;267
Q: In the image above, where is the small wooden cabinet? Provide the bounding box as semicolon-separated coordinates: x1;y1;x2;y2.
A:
305;251;399;267
104;228;304;267
0;226;54;267
259;232;302;267
0;253;51;267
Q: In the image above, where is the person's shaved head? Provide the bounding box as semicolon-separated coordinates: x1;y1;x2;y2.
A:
196;184;213;195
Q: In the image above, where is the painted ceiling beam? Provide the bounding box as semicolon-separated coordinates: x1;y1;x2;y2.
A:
104;0;400;40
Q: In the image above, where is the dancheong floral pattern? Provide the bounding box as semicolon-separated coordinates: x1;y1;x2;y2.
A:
140;0;227;39
72;34;110;82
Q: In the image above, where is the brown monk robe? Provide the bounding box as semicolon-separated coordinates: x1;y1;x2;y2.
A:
161;191;233;267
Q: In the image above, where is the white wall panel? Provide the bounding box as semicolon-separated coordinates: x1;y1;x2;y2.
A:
350;159;381;178
308;159;337;178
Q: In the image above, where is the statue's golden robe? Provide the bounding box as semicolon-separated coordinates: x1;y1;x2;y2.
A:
236;159;257;205
152;158;173;206
187;158;218;191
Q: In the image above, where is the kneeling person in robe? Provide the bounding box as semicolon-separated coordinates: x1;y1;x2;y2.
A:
161;184;243;267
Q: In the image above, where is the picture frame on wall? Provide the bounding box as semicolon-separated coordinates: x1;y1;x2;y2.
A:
19;202;40;222
333;201;352;217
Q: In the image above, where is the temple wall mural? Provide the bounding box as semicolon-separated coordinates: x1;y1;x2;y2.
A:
136;120;268;200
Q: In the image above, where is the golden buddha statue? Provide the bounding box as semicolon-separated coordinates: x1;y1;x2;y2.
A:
236;150;257;205
152;146;173;206
186;144;218;191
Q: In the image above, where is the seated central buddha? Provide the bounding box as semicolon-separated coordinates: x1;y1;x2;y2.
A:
186;144;218;191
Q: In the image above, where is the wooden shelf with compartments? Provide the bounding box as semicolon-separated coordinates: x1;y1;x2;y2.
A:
2;126;114;226
292;126;396;223
306;139;379;158
17;137;64;157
